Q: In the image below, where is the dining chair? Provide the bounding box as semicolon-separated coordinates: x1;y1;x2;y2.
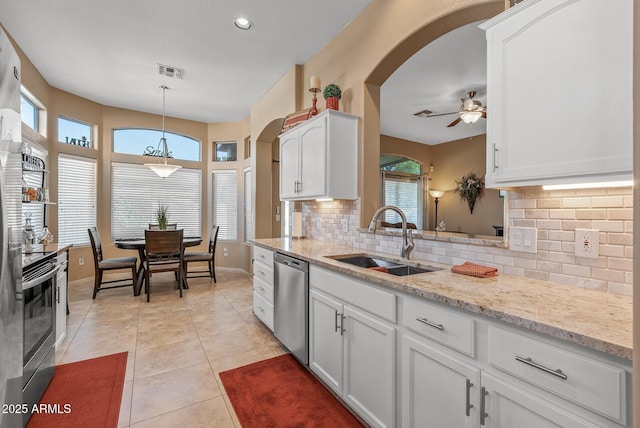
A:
88;227;138;299
148;223;177;230
143;229;185;302
184;225;219;282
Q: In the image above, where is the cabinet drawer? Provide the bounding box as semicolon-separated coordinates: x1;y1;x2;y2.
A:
253;276;273;304
253;292;274;331
253;246;274;265
403;297;475;358
488;326;626;424
253;260;273;285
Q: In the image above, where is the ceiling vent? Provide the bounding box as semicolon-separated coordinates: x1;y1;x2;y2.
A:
157;64;185;80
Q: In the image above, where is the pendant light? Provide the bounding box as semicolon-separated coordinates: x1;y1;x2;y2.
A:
145;85;182;178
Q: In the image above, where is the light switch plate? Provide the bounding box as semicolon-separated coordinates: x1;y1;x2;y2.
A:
575;229;599;258
509;227;537;253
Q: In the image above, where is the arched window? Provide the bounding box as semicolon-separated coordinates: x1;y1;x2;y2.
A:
380;156;423;228
113;128;200;162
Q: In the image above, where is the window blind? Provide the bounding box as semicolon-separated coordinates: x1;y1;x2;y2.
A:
212;170;237;241
58;154;96;245
244;168;254;241
111;163;201;240
382;172;421;227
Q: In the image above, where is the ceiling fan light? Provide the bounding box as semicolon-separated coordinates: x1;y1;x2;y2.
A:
460;111;482;124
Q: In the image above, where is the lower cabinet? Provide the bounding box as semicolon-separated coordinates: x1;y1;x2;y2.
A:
402;334;480;428
310;288;396;428
55;251;68;349
481;374;599;428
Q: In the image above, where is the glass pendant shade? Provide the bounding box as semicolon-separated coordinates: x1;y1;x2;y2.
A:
146;86;181;178
429;189;445;199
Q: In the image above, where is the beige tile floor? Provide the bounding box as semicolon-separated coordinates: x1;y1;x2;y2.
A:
57;268;287;428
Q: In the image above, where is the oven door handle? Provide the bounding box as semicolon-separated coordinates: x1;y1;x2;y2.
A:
23;265;60;291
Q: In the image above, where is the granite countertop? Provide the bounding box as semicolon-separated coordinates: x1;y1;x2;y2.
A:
252;238;632;361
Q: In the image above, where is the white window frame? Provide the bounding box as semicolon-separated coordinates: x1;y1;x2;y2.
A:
244;167;254;242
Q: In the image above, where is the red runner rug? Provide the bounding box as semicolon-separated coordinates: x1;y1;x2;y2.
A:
26;352;128;428
220;354;363;427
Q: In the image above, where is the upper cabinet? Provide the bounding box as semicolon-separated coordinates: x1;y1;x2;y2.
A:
279;110;358;201
481;0;632;188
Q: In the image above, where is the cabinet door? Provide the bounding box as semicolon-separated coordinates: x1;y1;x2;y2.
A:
309;289;343;395
55;270;67;349
484;0;632;187
298;119;327;198
402;335;480;428
343;305;395;428
279;131;299;199
481;374;598;428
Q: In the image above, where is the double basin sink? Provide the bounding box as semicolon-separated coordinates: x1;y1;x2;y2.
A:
328;254;442;277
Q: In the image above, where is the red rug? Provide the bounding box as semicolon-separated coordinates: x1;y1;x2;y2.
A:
26;352;128;428
220;354;363;427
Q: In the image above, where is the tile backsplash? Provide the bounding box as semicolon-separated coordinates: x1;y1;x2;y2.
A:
303;187;633;296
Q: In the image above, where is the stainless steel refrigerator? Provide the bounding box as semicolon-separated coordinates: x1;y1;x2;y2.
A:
0;26;24;428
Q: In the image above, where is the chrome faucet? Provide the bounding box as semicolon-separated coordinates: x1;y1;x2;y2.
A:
368;205;415;260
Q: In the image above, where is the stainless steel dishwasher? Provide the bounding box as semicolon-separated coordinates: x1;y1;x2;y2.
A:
274;252;309;365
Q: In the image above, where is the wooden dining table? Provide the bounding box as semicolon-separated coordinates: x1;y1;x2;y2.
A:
114;236;202;295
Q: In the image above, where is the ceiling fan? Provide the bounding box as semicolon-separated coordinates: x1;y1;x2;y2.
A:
414;91;487;127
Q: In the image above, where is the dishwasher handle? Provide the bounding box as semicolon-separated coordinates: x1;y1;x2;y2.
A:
274;252;309;272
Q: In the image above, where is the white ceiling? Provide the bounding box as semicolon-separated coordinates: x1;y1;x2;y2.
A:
0;0;372;123
381;21;487;145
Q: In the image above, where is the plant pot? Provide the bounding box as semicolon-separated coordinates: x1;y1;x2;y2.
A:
326;97;339;110
467;198;476;214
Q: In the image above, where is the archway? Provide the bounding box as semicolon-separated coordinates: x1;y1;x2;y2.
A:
360;2;503;227
255;117;286;239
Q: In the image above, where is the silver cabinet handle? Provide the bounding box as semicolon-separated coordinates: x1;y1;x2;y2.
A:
257;270;264;276
480;386;488;426
416;316;444;331
465;379;474;417
515;356;568;380
334;310;340;333
56;285;60;304
492;143;498;171
340;314;346;336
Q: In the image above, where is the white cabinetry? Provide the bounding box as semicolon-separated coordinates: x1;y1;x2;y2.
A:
252;246;274;331
55;251;68;349
309;266;396;428
279;109;357;201
481;0;632;187
402;334;480;428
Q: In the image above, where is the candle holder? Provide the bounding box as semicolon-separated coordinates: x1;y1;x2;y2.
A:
309;87;321;116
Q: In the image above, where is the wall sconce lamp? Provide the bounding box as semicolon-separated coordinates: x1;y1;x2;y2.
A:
429;189;445;230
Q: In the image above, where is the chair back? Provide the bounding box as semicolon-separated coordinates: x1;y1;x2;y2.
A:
148;223;178;231
144;229;184;262
88;227;103;263
208;225;220;255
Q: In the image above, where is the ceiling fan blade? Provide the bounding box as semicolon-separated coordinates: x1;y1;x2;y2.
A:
424;111;458;118
447;117;462;127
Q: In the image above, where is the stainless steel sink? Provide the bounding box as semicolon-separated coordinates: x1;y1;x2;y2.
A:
328;254;441;276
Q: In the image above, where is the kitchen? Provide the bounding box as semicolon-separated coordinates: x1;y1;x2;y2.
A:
0;0;638;427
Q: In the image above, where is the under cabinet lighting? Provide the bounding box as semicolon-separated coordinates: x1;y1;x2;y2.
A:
316;198;333;202
542;180;633;190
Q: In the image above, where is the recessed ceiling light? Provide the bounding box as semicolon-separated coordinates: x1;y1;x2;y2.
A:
234;17;253;30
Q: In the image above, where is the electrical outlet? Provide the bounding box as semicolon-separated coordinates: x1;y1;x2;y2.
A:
342;218;348;232
78;256;84;266
509;227;537;253
575;229;599;258
223;247;229;256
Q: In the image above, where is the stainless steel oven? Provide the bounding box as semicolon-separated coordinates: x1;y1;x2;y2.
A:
22;251;59;424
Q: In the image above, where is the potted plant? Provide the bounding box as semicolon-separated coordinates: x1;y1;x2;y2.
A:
156;204;168;230
323;83;342;110
455;172;484;214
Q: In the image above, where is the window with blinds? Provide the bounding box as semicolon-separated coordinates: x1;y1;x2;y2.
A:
382;172;422;228
212;170;237;241
111;163;201;240
244;168;254;241
58;154;97;245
